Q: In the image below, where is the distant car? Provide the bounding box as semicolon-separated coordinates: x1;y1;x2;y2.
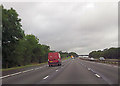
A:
99;57;105;60
48;52;61;67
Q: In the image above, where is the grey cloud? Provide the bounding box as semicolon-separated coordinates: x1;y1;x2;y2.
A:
2;2;118;54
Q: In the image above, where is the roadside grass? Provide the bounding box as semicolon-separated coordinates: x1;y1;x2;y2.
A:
1;57;71;71
1;62;48;71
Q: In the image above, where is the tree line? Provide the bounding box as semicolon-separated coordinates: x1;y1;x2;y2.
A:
1;6;78;68
1;6;50;68
89;47;120;59
59;51;78;58
49;50;78;58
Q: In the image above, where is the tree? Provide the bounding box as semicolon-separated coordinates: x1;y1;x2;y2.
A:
14;34;50;66
13;35;39;65
2;6;24;68
89;47;119;59
39;45;50;63
69;52;78;57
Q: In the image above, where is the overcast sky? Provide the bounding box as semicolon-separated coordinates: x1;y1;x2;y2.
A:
2;1;118;54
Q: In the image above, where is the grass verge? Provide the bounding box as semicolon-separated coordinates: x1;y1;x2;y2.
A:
1;62;48;71
1;57;71;71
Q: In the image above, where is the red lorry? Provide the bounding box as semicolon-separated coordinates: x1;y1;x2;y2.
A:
48;52;61;67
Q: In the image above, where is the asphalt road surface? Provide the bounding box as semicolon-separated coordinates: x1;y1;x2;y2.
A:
2;58;118;84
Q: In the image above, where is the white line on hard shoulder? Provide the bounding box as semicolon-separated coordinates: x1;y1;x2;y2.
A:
22;70;30;73
1;72;22;79
43;75;49;80
95;74;101;78
2;67;43;79
35;68;40;70
23;69;33;72
113;66;118;68
2;69;33;79
88;68;91;71
0;75;10;79
10;72;22;76
56;70;58;72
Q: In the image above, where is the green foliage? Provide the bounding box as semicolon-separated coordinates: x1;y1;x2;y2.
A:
69;52;78;57
2;6;50;68
2;5;78;68
89;47;120;59
59;51;78;58
2;5;25;68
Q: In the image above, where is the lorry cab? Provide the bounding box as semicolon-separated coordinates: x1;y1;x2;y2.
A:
48;52;61;67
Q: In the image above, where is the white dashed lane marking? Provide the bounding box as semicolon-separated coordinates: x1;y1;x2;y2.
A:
43;75;49;80
95;74;101;78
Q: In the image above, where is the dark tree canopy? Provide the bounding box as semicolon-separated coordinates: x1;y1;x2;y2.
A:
89;47;119;59
2;6;50;68
2;6;25;68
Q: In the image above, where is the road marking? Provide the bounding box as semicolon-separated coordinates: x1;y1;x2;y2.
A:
56;70;58;72
88;68;91;70
22;69;34;73
1;72;22;79
95;74;100;78
37;67;42;69
113;66;118;68
90;69;95;73
22;70;30;73
1;66;45;79
35;68;40;70
0;75;10;79
30;69;34;71
43;75;49;80
10;72;22;76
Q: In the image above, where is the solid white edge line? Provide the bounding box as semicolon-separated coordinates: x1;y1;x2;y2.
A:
2;66;44;79
88;68;91;70
43;75;49;80
2;69;34;79
22;70;30;73
0;75;10;79
56;70;58;72
10;72;22;76
1;72;22;79
95;74;100;78
22;69;33;73
35;68;40;70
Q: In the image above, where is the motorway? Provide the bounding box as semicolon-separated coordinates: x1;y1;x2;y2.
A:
1;58;118;84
